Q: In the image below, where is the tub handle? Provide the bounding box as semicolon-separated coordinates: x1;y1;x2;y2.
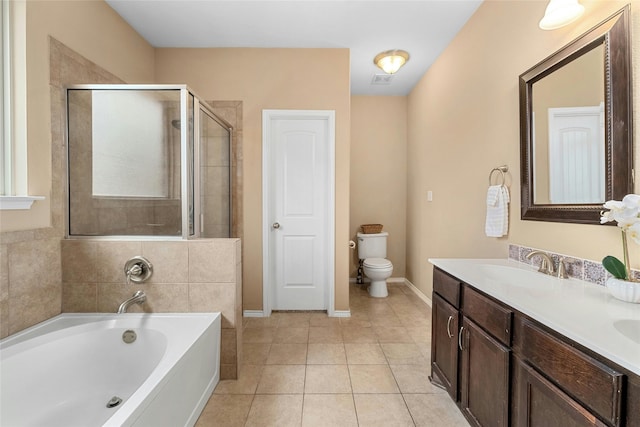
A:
124;256;153;284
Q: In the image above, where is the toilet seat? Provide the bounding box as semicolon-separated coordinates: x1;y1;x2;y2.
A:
363;258;392;269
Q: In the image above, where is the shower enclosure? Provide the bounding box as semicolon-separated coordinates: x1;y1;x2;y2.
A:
66;85;232;238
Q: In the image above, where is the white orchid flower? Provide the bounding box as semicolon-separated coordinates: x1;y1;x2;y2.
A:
602;194;640;282
629;222;640;245
600;210;613;224
622;194;640;208
603;196;640;228
604;200;626;210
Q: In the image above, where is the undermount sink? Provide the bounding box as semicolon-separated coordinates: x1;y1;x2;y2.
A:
477;264;550;288
614;319;640;344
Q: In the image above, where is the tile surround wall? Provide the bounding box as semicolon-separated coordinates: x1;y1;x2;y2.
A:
61;238;242;379
509;244;639;285
0;229;63;338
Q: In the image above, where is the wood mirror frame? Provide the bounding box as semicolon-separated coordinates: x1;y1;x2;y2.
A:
519;6;632;224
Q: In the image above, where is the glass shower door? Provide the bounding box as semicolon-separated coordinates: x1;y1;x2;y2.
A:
67;88;184;237
199;108;231;238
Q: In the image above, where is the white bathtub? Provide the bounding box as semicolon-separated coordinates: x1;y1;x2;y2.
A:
0;313;220;427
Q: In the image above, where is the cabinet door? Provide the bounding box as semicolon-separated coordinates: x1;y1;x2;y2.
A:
431;293;459;400
513;357;609;427
460;317;510;427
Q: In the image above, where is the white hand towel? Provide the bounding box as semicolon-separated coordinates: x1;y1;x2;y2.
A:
485;185;509;237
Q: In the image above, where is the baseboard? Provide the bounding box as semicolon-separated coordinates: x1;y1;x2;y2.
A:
244;309;350;318
243;310;265;318
403;278;432;308
246;279;431;318
349;276;432;307
349;276;405;283
331;310;351;318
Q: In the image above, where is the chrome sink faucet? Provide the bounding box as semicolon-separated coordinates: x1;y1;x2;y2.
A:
117;290;147;314
525;250;569;279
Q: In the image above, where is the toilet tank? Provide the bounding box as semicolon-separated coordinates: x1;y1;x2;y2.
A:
357;232;388;259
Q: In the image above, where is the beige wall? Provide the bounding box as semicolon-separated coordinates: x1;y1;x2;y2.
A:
350;96;407;277
406;0;640;298
154;48;351;312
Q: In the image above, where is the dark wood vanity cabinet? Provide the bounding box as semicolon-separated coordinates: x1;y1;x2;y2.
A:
431;267;640;427
431;268;512;426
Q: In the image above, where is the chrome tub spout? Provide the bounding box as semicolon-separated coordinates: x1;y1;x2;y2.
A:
117;290;147;314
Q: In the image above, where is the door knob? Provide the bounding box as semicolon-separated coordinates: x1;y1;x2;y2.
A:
272;222;281;229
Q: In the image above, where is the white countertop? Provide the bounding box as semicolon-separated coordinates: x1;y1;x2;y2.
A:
428;258;640;376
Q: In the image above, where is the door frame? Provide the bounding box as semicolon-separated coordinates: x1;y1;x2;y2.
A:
262;109;336;317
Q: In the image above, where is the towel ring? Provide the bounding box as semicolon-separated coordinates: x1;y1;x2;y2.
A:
489;166;508;185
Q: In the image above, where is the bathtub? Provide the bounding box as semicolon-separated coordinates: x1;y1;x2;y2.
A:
0;312;221;427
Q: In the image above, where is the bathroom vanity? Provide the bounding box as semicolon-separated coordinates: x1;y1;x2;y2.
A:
428;258;640;427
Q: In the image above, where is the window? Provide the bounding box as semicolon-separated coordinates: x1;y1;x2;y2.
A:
1;0;9;193
0;0;42;209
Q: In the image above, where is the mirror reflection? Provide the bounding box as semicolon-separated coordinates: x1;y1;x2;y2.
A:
532;44;605;204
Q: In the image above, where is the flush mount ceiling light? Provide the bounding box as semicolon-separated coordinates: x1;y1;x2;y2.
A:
539;0;585;30
373;50;410;74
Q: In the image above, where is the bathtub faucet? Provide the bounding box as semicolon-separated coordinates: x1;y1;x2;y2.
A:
117;290;147;314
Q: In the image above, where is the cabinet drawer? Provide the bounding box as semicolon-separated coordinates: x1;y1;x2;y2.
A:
462;285;512;346
433;268;461;308
514;316;623;426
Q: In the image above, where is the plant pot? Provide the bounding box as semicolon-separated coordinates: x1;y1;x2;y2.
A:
606;277;640;303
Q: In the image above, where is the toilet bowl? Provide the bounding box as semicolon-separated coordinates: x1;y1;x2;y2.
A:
357;231;393;298
363;258;393;298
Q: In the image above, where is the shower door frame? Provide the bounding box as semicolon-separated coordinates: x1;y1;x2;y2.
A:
64;84;233;240
195;96;234;238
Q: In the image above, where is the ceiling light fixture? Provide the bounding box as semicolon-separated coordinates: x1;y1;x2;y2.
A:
373;50;410;74
539;0;585;30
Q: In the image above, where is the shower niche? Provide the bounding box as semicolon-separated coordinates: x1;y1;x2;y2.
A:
66;85;232;238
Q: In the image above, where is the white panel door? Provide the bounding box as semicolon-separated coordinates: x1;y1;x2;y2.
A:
263;111;334;311
548;104;605;204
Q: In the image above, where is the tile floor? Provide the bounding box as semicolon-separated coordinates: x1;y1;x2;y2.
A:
195;283;469;426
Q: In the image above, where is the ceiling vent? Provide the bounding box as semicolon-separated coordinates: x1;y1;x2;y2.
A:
371;74;394;85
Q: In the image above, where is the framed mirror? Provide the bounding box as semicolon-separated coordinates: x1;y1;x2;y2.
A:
520;6;632;224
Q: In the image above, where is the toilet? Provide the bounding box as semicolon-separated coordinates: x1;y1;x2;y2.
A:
357;231;394;298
